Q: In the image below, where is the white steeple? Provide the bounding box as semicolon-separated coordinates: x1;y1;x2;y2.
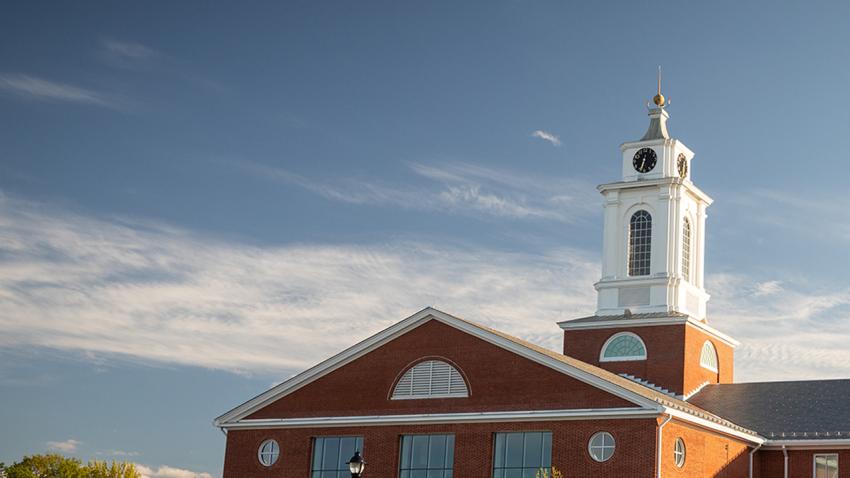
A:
595;78;712;321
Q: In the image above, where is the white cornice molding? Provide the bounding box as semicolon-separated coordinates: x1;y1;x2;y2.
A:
220;407;659;430
763;439;850;450
557;316;740;348
597;178;713;205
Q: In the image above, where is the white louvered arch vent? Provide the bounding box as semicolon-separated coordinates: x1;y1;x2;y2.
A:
391;359;469;399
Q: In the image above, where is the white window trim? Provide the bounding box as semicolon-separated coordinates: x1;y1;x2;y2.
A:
813;453;838;478
257;439;279;467
673;437;686;468
588;431;616;462
699;341;719;373
599;332;648;362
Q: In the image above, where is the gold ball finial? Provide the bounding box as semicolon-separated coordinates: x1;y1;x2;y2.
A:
653;66;666;107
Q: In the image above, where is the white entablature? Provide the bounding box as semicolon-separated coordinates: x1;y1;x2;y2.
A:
595;101;713;321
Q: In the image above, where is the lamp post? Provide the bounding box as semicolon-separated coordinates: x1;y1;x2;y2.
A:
346;451;365;477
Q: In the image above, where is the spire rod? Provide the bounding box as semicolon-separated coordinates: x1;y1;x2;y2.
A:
652;65;667;108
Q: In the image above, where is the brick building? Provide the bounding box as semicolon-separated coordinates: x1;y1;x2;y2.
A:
215;87;850;477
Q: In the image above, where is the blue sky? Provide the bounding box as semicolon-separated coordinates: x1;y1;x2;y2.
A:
3;1;850;476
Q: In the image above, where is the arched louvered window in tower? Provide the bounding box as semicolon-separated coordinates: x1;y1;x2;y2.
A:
682;218;692;282
628;210;652;276
700;341;718;372
392;360;468;399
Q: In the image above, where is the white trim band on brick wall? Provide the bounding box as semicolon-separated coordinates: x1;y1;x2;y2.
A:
558;316;740;348
220;407;659;430
763;439;850;449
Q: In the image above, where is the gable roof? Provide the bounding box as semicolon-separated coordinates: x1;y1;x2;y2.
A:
688;379;850;440
214;307;762;442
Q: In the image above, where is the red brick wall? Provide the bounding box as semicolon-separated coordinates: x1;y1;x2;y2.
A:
757;449;850;478
660;419;751;478
562;323;735;396
248;319;634;420
682;325;734;395
223;419;659;478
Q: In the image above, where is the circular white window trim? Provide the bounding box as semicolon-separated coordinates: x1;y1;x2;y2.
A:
599;332;647;362
258;439;280;467
673;437;686;468
588;431;616;462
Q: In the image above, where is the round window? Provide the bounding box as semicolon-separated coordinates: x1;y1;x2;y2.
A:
588;431;615;462
673;438;686;468
258;439;280;467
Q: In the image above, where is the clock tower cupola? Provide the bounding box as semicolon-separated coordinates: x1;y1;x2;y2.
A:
595;75;712;320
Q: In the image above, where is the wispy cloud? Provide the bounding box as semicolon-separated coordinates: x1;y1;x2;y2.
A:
0;195;597;376
103;40;158;60
0;74;117;109
709;272;850;382
235;160;597;223
136;464;212;478
47;438;81;453
531;130;561;146
1;195;847;383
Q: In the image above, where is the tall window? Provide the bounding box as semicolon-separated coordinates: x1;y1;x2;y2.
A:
492;431;552;478
392;360;468;399
682;218;692;282
814;454;838;478
628;210;652;276
699;341;718;372
399;434;455;478
600;332;647;362
311;436;363;478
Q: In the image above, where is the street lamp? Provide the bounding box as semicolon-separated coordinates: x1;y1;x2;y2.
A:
346;451;365;477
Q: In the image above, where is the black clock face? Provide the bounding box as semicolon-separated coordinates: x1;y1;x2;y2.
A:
632;148;657;173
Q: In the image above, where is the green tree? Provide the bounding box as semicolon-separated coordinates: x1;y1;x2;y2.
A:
4;455;139;478
83;461;139;478
4;454;85;478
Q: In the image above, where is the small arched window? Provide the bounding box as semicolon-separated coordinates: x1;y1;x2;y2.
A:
392;360;468;399
673;438;686;468
700;341;718;372
600;332;647;362
682;218;692;282
628;210;652;276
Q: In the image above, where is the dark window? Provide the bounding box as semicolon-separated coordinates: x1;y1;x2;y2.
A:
399;434;455;478
628;210;652;276
492;432;552;478
311;436;364;478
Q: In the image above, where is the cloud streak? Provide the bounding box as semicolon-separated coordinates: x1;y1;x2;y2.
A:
236;160;597;223
1;195;848;384
0;74;116;108
136;464;212;478
47;439;81;453
531;130;561;146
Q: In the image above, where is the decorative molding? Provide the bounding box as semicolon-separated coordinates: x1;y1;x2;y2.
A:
558;316;740;348
220;407;660;430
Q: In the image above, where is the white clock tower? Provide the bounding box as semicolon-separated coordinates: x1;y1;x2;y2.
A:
595;80;712;320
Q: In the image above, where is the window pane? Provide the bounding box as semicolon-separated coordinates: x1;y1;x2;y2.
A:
322;438;340;471
401;435;413;467
505;433;525;467
523;432;542;467
445;435;455;467
412;435;430;468
494;434;505;468
429;435;447;468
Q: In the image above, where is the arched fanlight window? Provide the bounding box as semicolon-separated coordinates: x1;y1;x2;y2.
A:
700;341;718;372
392;360;468;399
600;332;647;362
682;218;692;282
628;210;652;276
